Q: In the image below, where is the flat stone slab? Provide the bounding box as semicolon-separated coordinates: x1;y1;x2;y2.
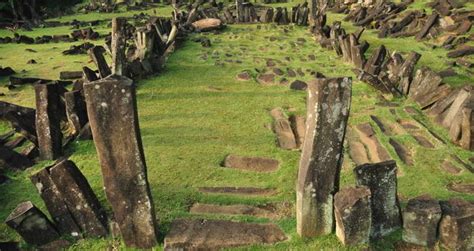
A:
164;219;287;250
447;183;474;194
223;155;279;172
198;187;277;196
189;203;288;219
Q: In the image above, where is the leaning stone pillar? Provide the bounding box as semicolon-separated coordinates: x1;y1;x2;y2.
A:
84;75;158;248
34;83;63;160
64;90;88;135
48;159;108;238
354;160;402;239
30;167;82;238
296;77;352;237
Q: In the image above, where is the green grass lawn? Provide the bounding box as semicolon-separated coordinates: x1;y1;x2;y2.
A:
0;2;473;250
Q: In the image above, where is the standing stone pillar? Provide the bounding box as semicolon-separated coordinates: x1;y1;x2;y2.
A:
64;90;88;135
5;201;60;246
296;77;352;237
111;17;128;76
35;83;63;160
84;75;158;248
354;160;402;239
236;0;243;22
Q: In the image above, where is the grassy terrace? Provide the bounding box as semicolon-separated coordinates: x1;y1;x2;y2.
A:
0;1;473;250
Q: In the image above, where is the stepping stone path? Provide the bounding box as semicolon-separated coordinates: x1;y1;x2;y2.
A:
164;219;287;250
222;155;279;172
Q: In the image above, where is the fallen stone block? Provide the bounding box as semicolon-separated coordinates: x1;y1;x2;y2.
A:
34;83;63;160
447;45;474;58
0;146;33;170
198;186;277;196
355;123;391;163
270;108;297;150
439;199;474;250
5;201;59;246
334;186;372;246
222;155;279;172
30;167;82;238
389;138;413;166
402;196;442;247
59;71;83;80
189;203;282;219
48;159;108;237
289;114;305;148
447;183;474;194
192;18;224;31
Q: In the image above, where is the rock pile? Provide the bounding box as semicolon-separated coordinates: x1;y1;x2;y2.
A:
311;10;474;151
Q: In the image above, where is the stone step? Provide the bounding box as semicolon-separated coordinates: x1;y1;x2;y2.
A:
222;155;279;173
164;219;287;250
189;203;289;220
198;187;277;197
